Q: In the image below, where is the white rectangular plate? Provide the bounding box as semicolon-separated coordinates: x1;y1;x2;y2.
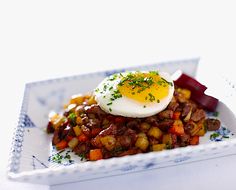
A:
8;58;236;185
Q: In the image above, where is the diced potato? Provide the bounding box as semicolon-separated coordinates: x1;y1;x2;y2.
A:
135;133;149;151
70;94;84;105
184;109;192;122
162;134;173;146
100;135;116;151
65;104;77;113
68;137;79;149
152;144;166;151
180;88;191;99
173;119;183;127
49;112;65;129
87;95;97;106
148;127;163;139
76;116;83;125
89;149;103;161
195;120;207;136
137;132;147;138
140;122;151;131
189;121;202;136
73;125;82;136
169;119;185;135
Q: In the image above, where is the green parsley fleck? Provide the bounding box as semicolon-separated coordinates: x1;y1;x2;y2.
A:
107;102;112;106
213;111;219;117
210;133;220;139
68;113;77;126
148;93;156;102
149;71;159;75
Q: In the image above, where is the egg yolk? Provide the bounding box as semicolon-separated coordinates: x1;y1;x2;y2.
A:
118;72;171;103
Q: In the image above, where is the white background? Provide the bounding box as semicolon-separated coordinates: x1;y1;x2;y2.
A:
0;1;236;189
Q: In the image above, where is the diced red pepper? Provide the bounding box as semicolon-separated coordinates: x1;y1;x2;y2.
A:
115;116;126;123
89;149;103;161
91;128;102;137
65;135;74;142
169;124;185;136
77;133;88;142
55;140;68;150
190;135;199;145
173;111;181;120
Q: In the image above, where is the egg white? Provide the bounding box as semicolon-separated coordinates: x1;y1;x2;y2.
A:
94;71;174;118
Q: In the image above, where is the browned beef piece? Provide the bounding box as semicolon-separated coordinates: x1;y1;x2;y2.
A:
75;105;85;116
157;119;174;131
184;122;195;134
91;136;103;148
182;103;192;117
205;118;221;131
191;109;206;122
157;110;174;120
52;130;61;145
145;116;158;125
81;125;91;136
117;125;128;135
171;134;177;145
73;142;90;155
46;122;54;133
167;101;179;111
99;124;117;136
124;128;138;145
126;119;141;129
86;118;101;128
117;136;132;148
118;148;142;157
179;134;190;147
85;104;106;118
149;136;159;145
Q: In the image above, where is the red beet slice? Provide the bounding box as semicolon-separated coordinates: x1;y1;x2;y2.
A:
174;73;207;93
173;72;218;112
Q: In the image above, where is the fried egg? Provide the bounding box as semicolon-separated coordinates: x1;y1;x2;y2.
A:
94;71;174;118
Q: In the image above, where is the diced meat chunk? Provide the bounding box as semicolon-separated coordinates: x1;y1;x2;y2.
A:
191;109;206;122
205;118;221;131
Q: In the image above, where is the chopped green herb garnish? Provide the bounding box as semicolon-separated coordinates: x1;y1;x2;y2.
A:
222;136;229;138
210;133;220;139
109;108;112;112
149;71;159;75
107;102;112;106
143;105;146;108
108;74;118;81
78;153;86;161
213;111;219;117
68;113;77;126
148;93;156;102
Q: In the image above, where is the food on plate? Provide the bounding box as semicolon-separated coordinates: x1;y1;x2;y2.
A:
46;70;221;161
